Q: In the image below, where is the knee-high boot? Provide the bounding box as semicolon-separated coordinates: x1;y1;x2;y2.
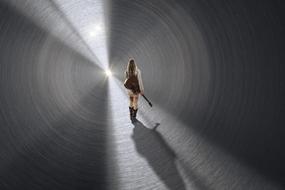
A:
129;107;134;120
133;108;138;119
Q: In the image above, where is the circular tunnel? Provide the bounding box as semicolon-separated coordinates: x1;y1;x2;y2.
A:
0;0;284;189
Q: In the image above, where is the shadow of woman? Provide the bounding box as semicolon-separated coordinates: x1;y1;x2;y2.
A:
132;120;186;190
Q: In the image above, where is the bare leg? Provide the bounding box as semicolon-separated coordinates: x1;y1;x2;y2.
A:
133;96;139;110
129;96;134;108
129;96;134;121
129;94;139;121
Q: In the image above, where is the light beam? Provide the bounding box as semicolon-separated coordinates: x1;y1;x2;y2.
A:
52;0;109;70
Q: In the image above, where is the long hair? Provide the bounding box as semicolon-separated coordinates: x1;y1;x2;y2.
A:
126;59;137;77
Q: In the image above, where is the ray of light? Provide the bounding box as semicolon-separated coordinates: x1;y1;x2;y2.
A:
106;77;281;190
107;77;169;190
52;0;109;70
2;0;102;64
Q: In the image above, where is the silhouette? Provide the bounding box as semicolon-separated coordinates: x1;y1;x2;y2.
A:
132;120;186;190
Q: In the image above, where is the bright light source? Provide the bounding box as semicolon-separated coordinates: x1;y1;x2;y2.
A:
105;69;112;77
89;24;104;38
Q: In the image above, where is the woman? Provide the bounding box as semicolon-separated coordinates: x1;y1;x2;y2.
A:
125;59;144;122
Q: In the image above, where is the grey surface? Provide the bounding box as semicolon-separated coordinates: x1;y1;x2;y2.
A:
0;0;284;189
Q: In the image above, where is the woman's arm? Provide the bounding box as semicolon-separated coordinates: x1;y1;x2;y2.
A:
137;69;144;94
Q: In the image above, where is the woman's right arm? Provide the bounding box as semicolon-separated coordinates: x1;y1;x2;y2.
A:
137;70;144;95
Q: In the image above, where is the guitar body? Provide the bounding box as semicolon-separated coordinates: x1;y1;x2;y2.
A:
124;75;141;94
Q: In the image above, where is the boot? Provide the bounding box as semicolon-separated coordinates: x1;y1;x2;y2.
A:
133;108;138;119
129;107;134;121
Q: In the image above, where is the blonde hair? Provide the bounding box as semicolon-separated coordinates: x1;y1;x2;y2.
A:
126;59;137;77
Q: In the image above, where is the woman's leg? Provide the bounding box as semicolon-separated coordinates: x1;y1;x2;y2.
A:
133;95;139;110
129;96;134;108
129;95;135;120
128;93;139;121
132;95;139;119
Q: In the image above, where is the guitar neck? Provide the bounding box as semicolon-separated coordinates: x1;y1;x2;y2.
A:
142;95;153;107
142;95;148;101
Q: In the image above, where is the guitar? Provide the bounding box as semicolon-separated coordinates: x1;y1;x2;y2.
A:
142;95;153;107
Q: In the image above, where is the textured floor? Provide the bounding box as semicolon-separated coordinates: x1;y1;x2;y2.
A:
0;0;284;189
